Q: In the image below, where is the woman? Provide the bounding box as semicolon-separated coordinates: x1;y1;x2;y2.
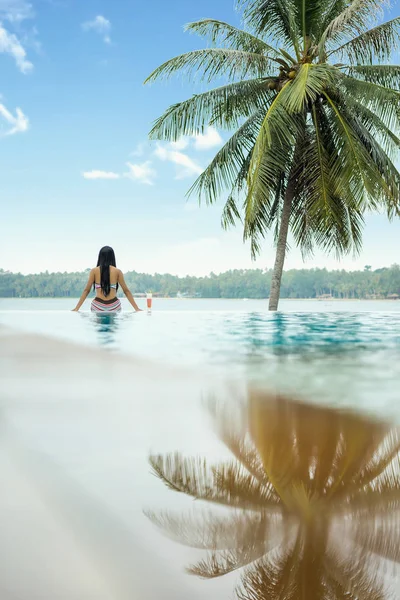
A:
72;246;142;312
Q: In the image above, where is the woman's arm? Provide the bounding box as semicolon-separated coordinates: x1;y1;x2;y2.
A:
72;269;95;311
118;270;142;311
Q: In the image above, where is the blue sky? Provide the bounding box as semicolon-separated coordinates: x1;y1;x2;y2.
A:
1;0;400;276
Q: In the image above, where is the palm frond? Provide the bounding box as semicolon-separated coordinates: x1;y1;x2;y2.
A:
221;195;243;229
317;0;350;41
244;153;290;260
186;514;290;579
212;460;284;509
340;75;400;132
325;86;400;219
349;518;400;565
337;428;400;503
247;393;392;501
289;123;318;259
185;19;278;56
248;392;333;504
361;430;400;487
148;79;272;141
145;509;272;551
188;537;275;578
221;153;255;230
291;104;364;259
330;17;400;64
149;453;283;510
322;92;388;206
144;48;273;85
318;0;386;57
247;81;297;163
270;172;287;247
290;0;327;45
345;65;400;91
210;397;277;486
314;201;364;258
187;109;265;204
279;48;297;64
290;94;397;258
294;192;365;258
237;547;301;600
243;169;287;259
344;482;400;517
324;549;386;599
281;64;340;114
341;105;400;215
290;198;315;259
323;92;400;160
238;0;302;56
244;86;304;258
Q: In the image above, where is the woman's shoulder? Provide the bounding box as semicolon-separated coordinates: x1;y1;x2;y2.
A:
110;266;122;278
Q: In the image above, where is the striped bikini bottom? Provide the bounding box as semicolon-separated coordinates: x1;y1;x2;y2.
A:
91;297;121;312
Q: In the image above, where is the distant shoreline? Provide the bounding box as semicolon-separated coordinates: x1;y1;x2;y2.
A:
1;297;398;302
2;266;399;301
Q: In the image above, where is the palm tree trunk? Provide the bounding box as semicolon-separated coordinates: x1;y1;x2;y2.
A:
268;179;294;311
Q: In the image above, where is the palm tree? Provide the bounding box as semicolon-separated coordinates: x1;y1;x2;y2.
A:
146;392;400;598
145;0;400;310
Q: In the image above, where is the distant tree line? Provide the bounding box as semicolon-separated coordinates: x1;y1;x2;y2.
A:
1;265;400;300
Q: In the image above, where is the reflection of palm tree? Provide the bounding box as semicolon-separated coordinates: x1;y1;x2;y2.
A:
147;393;400;599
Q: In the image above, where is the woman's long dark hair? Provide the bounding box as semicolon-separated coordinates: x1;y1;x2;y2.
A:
94;246;118;296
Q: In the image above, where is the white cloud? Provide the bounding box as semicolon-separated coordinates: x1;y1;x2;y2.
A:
168;131;222;152
0;0;34;23
81;160;157;185
193;127;223;150
82;15;111;44
124;161;156;185
0;102;29;135
82;170;120;180
169;138;189;151
0;23;32;72
154;144;203;179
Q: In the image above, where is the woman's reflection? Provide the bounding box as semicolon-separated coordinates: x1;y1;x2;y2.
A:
146;392;400;599
95;313;120;347
80;312;120;348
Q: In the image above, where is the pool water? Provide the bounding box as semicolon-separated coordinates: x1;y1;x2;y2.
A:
1;298;400;415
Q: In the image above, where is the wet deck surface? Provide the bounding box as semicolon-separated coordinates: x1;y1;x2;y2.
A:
0;326;233;600
2;326;400;599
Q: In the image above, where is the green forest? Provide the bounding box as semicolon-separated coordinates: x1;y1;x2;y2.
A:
1;265;400;300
